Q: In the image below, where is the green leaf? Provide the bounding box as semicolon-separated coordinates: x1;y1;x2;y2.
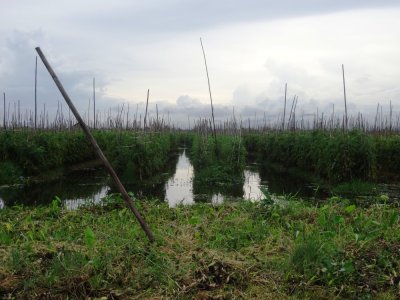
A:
5;222;13;232
189;216;200;225
84;228;96;249
379;194;389;202
388;212;399;227
341;261;355;274
345;205;356;214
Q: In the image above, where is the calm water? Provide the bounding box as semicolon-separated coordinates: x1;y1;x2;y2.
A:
164;150;265;207
0;149;314;209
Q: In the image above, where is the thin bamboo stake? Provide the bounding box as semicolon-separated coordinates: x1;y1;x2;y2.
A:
200;37;217;140
390;100;393;133
156;103;159;130
35;47;155;243
126;103;129;130
282;83;287;130
3;93;6;129
144;89;149;130
87;97;91;126
342;64;348;130
35;56;38;129
287;95;296;128
93;77;96;129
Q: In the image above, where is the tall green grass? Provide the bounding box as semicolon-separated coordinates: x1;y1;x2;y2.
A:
190;134;246;184
0;130;179;184
244;130;400;183
0;131;93;183
96;131;178;179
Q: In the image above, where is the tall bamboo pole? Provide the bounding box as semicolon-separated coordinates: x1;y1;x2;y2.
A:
282;83;287;130
200;38;217;140
93;77;96;129
144;89;149;130
3;93;5;129
35;56;38;129
342;64;348;130
35;47;155;243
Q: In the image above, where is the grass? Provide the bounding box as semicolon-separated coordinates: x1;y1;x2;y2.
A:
3;130;400;186
244;130;400;183
190;134;246;184
331;180;379;197
0;130;179;184
1;194;399;299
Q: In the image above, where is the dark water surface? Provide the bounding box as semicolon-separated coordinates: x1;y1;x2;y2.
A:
0;149;317;209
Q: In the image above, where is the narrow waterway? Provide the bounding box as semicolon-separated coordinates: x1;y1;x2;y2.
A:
165;150;194;206
0;149;313;209
164;150;265;207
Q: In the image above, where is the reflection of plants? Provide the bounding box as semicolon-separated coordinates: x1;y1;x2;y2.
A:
192;172;244;201
332;180;378;197
0;161;22;184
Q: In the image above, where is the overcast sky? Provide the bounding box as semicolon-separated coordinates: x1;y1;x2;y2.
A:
1;0;400;126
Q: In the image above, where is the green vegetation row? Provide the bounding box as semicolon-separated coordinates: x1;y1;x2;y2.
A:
245;130;400;183
0;130;182;184
190;134;246;186
3;129;400;187
1;194;399;299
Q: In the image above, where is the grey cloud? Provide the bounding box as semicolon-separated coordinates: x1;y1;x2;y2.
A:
0;31;115;119
84;0;400;37
176;95;202;108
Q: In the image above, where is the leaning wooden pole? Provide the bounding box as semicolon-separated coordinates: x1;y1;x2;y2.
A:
35;47;155;243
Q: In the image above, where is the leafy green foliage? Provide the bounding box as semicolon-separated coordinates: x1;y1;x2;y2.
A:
0;131;93;183
96;131;178;179
190;134;246;185
0;161;22;184
84;228;96;249
246;130;385;183
1;196;399;298
0;131;179;184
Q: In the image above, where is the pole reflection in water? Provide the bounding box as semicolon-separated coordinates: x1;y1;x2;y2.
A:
164;150;265;206
211;193;224;205
243;170;265;201
165;150;194;207
63;186;110;210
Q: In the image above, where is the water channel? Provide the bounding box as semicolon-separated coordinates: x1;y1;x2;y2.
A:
0;149;316;209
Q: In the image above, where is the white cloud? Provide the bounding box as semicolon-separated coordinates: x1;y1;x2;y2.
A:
1;2;400;127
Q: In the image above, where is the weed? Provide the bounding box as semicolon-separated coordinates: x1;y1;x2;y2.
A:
1;186;399;298
244;130;400;183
